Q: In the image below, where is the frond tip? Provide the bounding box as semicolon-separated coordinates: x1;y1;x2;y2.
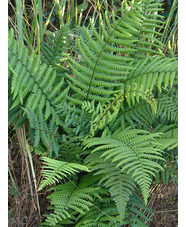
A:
92;162;136;222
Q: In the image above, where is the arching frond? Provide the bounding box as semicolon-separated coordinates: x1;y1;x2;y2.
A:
84;127;164;204
43;176;101;226
38;157;89;191
65;0;177;105
8;28;68;122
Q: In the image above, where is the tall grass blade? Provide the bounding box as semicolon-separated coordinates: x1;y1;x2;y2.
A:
15;0;23;42
161;0;178;44
38;0;43;43
54;0;63;27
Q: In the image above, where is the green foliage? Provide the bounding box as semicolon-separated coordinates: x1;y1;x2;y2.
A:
42;175;102;226
155;147;178;186
75;192;154;227
66;0;177;104
8;0;178;226
8;28;68;119
82;88;157;136
84;127;164;205
38;157;90;191
92;162;136;222
41;22;70;67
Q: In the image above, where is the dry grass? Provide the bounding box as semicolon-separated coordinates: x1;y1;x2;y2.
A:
147;182;178;227
8;126;49;227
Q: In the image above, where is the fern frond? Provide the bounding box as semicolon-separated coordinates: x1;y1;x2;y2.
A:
65;2;177;106
156;127;178;151
92;162;135;222
41;22;70;67
86;89;157;136
156;91;178;122
155;147;178;185
125;190;154;226
122;101;155;128
84;127;164;204
38;157;89;191
124;57;178;105
23;107;59;155
75;191;153;227
8;28;68;121
43;178;100;226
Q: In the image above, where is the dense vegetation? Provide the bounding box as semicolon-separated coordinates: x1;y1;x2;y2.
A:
8;0;178;226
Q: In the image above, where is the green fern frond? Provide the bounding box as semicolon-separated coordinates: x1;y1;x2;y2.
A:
75;191;153;227
84;127;164;204
86;89;157;136
125;190;154;226
124;57;178;105
92;162;135;222
38;157;89;191
155;146;178;186
75;196;123;227
8;28;68;121
156;128;178;151
156;91;178;122
8;81;21;125
122;101;155;128
43;178;100;226
41;22;70;67
65;1;177;105
23;107;59;155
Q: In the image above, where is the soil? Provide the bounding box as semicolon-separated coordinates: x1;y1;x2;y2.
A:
147;182;178;227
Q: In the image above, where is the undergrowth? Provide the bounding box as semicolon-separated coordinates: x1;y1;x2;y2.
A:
8;0;178;226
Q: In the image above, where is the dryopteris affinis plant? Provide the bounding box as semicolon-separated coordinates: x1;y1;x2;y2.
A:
8;0;178;226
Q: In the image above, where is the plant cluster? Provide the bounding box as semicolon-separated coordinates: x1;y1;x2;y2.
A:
8;0;178;226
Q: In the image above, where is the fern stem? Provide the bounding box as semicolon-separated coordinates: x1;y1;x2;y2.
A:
46;127;59;157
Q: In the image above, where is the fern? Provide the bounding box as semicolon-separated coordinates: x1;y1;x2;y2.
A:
41;22;70;68
125;190;154;226
8;1;178;226
8;28;72;155
75;192;153;227
92;162;136;222
38;157;89;191
42;175;101;226
8;28;69;122
122;101;155;128
65;0;177;105
84;127;164;205
82;89;157;136
155;147;178;186
153;124;178;151
75;197;122;227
